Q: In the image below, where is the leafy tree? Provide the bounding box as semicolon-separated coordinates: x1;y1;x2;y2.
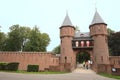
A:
0;24;50;52
0;32;6;51
76;52;90;63
107;28;115;36
52;45;60;54
107;28;115;55
4;24;22;51
108;32;120;56
24;26;50;52
3;25;30;51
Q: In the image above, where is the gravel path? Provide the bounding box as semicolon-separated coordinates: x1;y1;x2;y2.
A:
0;69;117;80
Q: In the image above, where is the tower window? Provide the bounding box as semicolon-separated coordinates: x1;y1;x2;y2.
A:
95;56;96;61
101;56;103;62
118;60;120;65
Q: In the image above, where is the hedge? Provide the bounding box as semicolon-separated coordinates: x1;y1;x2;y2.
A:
0;62;8;70
27;65;39;72
7;62;19;71
0;62;19;71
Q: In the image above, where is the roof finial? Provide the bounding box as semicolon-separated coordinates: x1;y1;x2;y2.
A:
94;0;97;11
62;10;73;26
66;10;68;16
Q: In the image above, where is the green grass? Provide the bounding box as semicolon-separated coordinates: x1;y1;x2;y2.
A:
0;70;68;74
98;73;120;80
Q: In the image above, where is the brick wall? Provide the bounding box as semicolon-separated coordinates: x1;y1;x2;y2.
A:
109;56;120;75
109;56;120;68
0;52;59;71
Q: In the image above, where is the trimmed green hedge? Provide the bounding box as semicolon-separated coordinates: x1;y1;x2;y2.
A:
0;62;19;71
27;65;39;72
0;62;8;70
7;62;19;71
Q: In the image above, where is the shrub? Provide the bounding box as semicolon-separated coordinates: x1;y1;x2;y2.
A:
27;65;39;72
0;62;8;70
7;62;19;71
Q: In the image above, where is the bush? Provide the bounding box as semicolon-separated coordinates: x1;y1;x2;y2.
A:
7;62;19;71
27;65;39;72
0;62;8;70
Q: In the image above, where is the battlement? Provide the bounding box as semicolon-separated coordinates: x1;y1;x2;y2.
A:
0;52;59;71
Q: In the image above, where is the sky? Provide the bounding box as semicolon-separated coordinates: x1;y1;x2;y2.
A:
0;0;120;51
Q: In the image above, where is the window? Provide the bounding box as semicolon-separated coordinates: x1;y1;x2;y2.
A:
95;56;96;61
101;56;103;62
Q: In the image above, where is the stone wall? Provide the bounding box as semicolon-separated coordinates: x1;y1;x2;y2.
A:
0;52;59;71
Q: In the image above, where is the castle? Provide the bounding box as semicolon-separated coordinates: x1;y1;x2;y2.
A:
0;11;120;75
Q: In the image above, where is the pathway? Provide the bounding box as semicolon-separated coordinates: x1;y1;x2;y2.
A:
0;69;117;80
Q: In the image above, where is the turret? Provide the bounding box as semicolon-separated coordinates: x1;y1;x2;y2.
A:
60;13;75;38
60;13;75;65
89;11;109;64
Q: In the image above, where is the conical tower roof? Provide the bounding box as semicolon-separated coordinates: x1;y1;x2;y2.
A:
62;13;73;26
91;11;106;25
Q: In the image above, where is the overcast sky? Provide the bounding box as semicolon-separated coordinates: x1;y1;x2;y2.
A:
0;0;120;51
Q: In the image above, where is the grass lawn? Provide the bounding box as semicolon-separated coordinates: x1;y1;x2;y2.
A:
0;70;68;74
98;73;120;80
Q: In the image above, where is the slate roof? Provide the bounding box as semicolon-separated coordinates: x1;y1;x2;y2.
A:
73;31;93;40
91;11;106;25
74;31;90;37
62;13;73;26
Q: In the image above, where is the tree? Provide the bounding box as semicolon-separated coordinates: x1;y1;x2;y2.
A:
4;24;22;51
108;32;120;56
0;32;6;51
24;26;50;52
107;28;115;55
52;45;60;54
107;28;115;36
1;25;50;52
76;52;90;63
3;25;30;51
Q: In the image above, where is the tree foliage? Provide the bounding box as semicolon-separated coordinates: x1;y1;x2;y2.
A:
108;31;120;56
52;45;60;54
24;26;50;51
0;32;6;51
76;52;90;63
0;24;50;52
107;28;115;36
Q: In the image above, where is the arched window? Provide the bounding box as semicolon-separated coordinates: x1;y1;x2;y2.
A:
81;41;84;47
75;41;79;47
86;41;90;47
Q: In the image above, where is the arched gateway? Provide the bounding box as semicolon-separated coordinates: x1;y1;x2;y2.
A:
60;11;110;72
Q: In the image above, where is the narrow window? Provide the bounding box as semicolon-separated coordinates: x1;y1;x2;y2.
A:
101;56;103;62
95;56;96;62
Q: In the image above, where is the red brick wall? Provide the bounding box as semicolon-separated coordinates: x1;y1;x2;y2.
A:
109;56;120;68
0;52;59;71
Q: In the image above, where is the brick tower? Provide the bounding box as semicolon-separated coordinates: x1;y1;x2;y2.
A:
89;11;110;70
60;13;75;70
